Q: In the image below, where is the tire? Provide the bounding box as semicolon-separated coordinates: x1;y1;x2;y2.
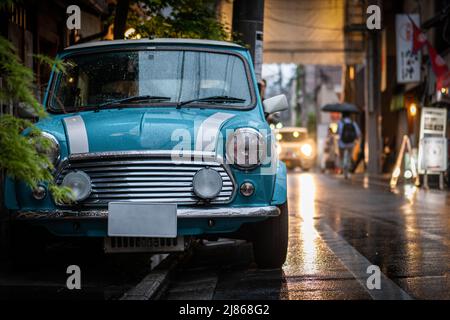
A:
251;202;289;269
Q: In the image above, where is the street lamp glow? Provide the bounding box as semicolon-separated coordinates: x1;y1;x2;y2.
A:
409;103;417;117
276;122;283;129
124;28;141;39
349;66;355;80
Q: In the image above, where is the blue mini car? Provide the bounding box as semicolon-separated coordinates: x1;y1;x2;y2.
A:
4;39;289;268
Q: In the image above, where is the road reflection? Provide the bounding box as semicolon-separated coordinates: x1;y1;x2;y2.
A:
297;174;318;275
277;172;450;299
391;183;419;204
403;184;418;203
283;173;323;298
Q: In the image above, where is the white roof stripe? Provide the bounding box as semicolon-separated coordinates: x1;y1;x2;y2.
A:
65;38;243;51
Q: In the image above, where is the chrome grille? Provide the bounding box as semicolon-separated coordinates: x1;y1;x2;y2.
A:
56;153;235;207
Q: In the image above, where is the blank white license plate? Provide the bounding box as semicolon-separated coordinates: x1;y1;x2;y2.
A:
108;202;177;238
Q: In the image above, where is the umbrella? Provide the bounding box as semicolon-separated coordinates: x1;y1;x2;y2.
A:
321;103;360;113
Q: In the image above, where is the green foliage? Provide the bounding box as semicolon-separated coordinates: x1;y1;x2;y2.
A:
0;0;16;9
0;115;52;188
34;54;67;75
128;0;229;40
0;36;71;203
0;36;45;118
49;185;74;205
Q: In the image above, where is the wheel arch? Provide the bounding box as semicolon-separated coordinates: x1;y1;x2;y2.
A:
271;161;287;206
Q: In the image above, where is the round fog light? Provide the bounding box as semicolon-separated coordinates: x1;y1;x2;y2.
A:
192;168;223;200
32;185;47;200
61;171;92;202
240;182;255;197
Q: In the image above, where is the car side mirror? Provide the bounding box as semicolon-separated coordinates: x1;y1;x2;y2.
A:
16;102;38;119
263;94;288;114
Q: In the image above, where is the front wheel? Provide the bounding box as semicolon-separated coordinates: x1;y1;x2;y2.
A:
251;202;289;269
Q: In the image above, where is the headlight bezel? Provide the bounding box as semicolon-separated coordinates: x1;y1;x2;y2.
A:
39;132;61;167
226;127;267;170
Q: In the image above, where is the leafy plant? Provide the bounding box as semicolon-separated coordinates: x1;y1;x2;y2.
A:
114;0;229;40
0;35;73;203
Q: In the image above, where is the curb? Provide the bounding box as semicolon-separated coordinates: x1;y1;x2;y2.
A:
120;247;194;300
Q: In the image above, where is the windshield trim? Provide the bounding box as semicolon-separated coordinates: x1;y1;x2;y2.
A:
46;46;257;114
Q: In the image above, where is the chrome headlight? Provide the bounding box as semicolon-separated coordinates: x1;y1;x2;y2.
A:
61;171;92;202
37;132;60;166
192;168;223;200
226;128;267;170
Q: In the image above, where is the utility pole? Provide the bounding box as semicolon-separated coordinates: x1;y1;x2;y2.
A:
365;0;382;174
232;0;265;81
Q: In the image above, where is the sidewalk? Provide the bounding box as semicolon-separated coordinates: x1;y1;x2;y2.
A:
341;173;450;193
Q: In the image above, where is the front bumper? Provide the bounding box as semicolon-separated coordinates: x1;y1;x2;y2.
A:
13;206;280;221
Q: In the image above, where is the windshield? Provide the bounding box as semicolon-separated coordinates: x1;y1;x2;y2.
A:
276;131;308;142
48;49;253;113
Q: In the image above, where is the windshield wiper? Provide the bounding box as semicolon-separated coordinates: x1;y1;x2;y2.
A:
176;95;246;109
96;95;171;109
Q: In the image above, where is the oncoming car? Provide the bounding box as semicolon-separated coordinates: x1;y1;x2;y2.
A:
4;39;290;268
275;127;316;171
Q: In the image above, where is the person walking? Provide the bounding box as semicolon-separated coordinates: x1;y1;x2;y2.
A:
323;126;338;173
337;112;361;179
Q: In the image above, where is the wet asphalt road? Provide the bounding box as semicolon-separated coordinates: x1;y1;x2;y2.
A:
0;172;448;300
166;172;450;300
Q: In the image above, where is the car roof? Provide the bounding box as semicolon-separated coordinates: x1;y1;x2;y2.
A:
64;38;244;51
276;127;308;133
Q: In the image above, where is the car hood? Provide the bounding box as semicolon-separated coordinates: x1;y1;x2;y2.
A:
36;107;264;156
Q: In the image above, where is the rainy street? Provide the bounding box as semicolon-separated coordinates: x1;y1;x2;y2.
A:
1;172;448;300
165;172;450;300
2;0;450;305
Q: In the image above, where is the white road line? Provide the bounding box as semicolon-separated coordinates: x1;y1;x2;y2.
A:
315;222;413;300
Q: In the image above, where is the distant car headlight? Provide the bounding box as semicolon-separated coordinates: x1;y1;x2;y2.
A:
37;132;60;167
300;143;313;157
276;144;282;156
226;128;267;170
192;168;223;200
61;171;92;202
